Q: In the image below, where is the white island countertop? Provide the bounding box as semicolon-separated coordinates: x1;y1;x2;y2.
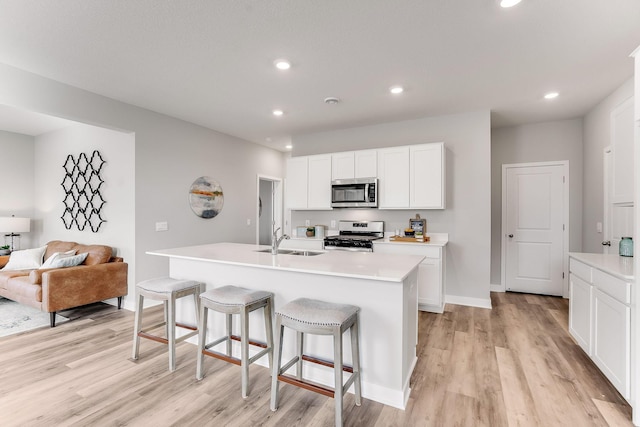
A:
147;242;424;282
569;252;634;281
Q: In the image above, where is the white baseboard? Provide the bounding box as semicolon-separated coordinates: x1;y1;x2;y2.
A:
490;283;505;293
445;294;492;310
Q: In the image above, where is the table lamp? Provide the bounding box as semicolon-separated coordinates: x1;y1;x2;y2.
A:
0;216;31;252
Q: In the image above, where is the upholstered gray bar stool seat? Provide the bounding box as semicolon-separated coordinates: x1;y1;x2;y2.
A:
196;285;274;398
131;277;204;372
270;298;362;427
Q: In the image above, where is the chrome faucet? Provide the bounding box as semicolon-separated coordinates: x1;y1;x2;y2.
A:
272;227;290;255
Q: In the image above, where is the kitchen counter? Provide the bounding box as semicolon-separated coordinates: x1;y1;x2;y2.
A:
147;242;423;409
148;242;423;282
569;252;634;281
375;232;449;248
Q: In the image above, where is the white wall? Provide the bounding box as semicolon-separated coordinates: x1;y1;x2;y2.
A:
582;78;634;253
0;63;286;310
0;130;35;249
491;119;584;286
291;111;492;307
34;123;135;305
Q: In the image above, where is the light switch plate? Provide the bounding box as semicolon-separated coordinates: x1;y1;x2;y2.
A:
330;220;336;229
305;219;310;226
155;221;168;232
596;221;602;233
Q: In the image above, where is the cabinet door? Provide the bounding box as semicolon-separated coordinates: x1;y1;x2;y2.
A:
635;51;640;121
377;146;410;209
307;154;332;209
592;287;630;399
355;150;377;178
568;273;592;355
418;258;443;312
286;157;309;209
332;152;355;180
410;143;444;209
611;98;634;204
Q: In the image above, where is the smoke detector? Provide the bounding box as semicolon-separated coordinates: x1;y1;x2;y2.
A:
324;97;340;105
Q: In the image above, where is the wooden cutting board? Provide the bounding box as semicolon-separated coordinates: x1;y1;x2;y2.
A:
389;236;431;243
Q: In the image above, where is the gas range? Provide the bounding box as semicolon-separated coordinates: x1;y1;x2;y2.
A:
323;220;384;252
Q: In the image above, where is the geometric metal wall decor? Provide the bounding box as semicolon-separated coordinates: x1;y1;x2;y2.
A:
188;176;224;218
60;150;107;232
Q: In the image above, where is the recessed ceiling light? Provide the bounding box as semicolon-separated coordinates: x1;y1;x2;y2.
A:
544;92;559;99
390;86;404;95
285;144;292;149
324;97;340;105
274;59;291;70
265;137;272;142
272;109;284;116
500;0;522;7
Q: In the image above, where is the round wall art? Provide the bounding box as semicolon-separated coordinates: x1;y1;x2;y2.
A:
189;176;224;219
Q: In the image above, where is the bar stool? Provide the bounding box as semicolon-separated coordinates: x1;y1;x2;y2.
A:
196;285;274;398
131;277;203;372
270;298;361;427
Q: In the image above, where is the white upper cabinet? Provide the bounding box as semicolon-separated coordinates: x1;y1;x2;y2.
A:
377;146;410;209
410;142;445;209
354;150;377;178
286;154;332;210
331;152;355;180
332;150;377;180
378;142;445;210
286;156;309;210
307;155;332;209
611;97;634;204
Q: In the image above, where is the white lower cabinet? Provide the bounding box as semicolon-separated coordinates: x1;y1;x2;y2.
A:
374;242;445;313
568;256;631;401
592;287;630;398
568;273;592;354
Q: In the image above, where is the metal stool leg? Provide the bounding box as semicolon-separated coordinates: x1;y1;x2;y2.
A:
196;303;208;380
351;317;362;406
334;326;344;427
167;294;176;372
241;306;250;398
296;331;304;380
264;298;274;370
132;292;144;360
270;314;284;411
226;313;233;357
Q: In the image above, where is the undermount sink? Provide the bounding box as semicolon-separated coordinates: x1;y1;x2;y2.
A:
255;249;324;256
288;250;324;256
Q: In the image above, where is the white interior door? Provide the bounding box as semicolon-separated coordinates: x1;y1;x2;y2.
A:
503;163;566;296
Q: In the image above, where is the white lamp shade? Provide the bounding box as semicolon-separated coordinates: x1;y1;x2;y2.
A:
0;217;31;233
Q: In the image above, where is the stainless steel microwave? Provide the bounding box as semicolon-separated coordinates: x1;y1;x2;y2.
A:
331;178;378;208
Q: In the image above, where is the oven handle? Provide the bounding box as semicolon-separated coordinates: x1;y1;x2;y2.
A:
323;245;373;253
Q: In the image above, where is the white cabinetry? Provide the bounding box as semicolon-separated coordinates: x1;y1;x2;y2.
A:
374;242;445;313
377;142;445;210
410;143;445;209
610;97;635;204
332;150;378;180
286;155;332;210
568;255;631;401
635;47;640;121
377;146;410;208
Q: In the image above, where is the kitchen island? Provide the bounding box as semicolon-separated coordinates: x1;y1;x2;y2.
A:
147;242;424;409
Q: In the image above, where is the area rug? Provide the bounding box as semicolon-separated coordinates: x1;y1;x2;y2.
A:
0;297;68;337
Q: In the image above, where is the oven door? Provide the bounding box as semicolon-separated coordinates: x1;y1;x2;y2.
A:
331;178;377;208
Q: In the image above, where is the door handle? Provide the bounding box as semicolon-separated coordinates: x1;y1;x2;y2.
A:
508;234;514;238
602;241;611;246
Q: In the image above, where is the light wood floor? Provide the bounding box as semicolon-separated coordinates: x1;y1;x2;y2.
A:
0;292;632;426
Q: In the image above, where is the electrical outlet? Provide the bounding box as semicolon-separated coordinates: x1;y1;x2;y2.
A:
305;219;310;226
247;218;251;226
596;221;602;233
155;221;168;232
330;220;336;229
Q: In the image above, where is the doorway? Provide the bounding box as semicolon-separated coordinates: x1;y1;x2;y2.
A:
256;175;283;245
501;161;568;297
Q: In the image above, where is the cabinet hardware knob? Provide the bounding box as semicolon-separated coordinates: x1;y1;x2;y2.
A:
508;234;514;238
602;241;611;246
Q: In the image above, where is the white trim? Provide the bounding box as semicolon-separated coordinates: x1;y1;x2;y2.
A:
255;174;283;245
445;294;492;310
490;284;504;293
501;161;570;298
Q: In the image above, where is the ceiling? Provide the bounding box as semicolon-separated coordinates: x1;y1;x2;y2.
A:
0;1;639;151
